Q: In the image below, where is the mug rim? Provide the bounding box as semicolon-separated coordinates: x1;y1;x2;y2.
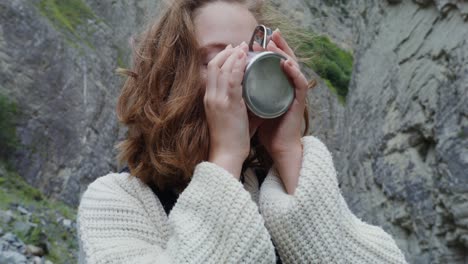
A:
242;51;295;119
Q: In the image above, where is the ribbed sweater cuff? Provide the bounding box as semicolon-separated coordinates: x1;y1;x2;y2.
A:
257;166;295;213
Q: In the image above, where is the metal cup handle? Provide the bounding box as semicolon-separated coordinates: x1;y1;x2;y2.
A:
248;25;273;52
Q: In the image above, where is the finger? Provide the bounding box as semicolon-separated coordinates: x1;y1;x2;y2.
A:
271;29;297;61
209;44;234;70
219;48;244;97
267;41;299;68
228;50;247;101
206;45;233;99
283;59;308;104
239;41;249;54
220;47;242;74
252;42;265;52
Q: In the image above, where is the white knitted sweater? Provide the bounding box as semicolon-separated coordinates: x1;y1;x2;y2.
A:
77;136;407;263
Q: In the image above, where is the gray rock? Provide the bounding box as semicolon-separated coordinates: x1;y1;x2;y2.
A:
16;205;29;215
62;219;72;229
0;240;9;251
2;232;19;243
26;244;44;257
13;221;33;236
31;256;42;264
0;251;27;264
0;210;14;225
413;0;433;6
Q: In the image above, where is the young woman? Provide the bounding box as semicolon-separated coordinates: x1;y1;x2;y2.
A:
77;0;407;263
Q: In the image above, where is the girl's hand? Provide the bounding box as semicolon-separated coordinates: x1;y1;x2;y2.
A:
254;30;308;194
205;43;250;179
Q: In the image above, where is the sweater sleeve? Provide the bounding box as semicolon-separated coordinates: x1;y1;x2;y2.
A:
77;162;276;264
258;136;407;263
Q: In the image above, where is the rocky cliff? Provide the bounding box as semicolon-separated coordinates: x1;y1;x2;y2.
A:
290;0;468;263
0;0;160;205
1;0;467;263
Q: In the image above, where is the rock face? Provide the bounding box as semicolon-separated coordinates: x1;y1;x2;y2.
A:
283;1;468;263
345;2;468;263
0;0;160;205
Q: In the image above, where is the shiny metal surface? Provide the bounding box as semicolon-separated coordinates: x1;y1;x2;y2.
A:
243;51;294;119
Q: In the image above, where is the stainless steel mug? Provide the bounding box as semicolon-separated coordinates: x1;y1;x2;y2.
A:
242;25;294;119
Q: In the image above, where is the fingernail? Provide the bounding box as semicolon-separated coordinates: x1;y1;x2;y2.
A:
275;28;281;34
241;41;247;46
227;44;233;49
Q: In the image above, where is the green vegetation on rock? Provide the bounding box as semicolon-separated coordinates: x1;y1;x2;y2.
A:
116;46;127;68
0;93;19;159
291;33;353;105
37;0;97;49
0;163;78;263
38;0;95;35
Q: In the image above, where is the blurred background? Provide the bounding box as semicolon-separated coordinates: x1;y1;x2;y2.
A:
0;0;467;263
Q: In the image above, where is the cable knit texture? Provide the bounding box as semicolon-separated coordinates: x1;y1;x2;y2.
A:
77;136;407;263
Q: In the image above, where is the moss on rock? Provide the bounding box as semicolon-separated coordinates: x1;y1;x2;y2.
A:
37;0;98;50
0;93;19;159
38;0;95;35
294;34;353;104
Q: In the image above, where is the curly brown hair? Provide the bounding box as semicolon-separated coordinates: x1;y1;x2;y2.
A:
116;0;310;193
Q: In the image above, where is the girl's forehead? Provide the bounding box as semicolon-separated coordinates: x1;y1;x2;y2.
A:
194;2;258;48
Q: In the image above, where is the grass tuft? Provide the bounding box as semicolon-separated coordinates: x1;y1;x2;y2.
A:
286;32;352;105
